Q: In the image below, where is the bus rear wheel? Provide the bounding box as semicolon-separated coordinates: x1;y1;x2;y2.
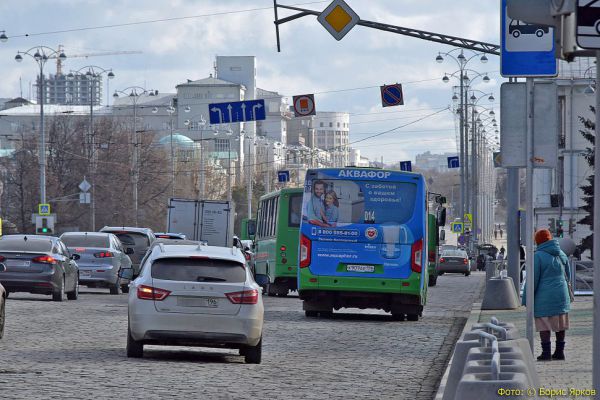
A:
305;310;318;318
391;312;406;321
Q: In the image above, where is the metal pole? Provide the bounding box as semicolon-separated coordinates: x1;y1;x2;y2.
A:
472;107;477;245
90;77;95;230
507;167;520;297
199;128;205;200
39;65;46;205
247;136;252;217
464;85;470;219
459;66;465;221
525;77;535;352
170;112;175;198
592;50;600;394
227;137;232;202
133;98;139;226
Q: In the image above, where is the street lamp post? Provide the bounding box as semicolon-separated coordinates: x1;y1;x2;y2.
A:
437;49;488;224
113;86;155;226
15;46;67;206
68;66;114;231
153;103;177;198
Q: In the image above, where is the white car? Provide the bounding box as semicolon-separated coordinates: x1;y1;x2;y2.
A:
123;243;264;363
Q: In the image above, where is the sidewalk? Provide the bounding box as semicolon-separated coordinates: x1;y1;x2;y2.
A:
478;296;595;394
434;294;595;399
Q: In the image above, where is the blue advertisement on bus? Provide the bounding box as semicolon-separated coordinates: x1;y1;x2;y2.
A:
300;168;427;280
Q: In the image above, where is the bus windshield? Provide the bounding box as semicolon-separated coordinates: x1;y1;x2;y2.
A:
302;179;417;226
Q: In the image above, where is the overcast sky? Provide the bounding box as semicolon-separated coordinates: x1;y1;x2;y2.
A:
0;0;502;163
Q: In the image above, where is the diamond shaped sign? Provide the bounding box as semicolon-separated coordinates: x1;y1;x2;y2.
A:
317;0;360;41
79;178;91;192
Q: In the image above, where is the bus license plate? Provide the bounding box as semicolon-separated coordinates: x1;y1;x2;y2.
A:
346;264;375;273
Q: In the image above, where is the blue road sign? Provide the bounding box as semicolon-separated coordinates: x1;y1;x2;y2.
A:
447;156;460;169
380;84;404;107
399;161;412;172
209;99;266;125
451;222;464;233
501;0;557;77
278;170;290;183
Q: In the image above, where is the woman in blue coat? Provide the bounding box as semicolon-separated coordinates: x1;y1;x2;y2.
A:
522;229;571;361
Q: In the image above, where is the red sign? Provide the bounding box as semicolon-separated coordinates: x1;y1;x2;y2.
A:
292;94;316;117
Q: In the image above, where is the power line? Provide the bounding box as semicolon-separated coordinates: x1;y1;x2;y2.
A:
4;1;328;39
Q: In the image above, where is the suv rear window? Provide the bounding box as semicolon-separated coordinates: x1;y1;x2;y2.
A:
0;237;53;252
151;258;246;283
61;235;110;248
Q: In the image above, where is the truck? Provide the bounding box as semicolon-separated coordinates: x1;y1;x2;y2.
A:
166;199;234;247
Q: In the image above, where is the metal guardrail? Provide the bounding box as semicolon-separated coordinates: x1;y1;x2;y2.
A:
570;260;594;295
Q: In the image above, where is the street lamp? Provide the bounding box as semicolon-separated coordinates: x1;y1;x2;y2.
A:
153;103;177;197
0;31;8;43
68;65;114;230
113;86;155;226
15;46;67;206
436;48;489;223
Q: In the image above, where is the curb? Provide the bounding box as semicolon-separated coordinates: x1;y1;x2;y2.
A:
434;301;483;400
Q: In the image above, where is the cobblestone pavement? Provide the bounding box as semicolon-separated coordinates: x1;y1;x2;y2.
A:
0;272;484;400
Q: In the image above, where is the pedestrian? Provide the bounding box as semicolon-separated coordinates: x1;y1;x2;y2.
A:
522;229;571;361
494;230;498;240
500;228;503;238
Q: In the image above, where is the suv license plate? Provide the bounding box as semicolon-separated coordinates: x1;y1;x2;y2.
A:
346;264;375;273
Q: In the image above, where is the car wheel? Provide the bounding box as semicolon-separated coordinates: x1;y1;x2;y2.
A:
465;271;471;277
512;30;520;38
121;285;130;294
127;324;143;358
406;314;419;321
266;283;278;297
535;29;544;37
110;283;121;295
0;300;5;339
67;276;79;300
244;338;262;364
52;276;66;302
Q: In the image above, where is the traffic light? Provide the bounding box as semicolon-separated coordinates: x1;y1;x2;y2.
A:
35;215;55;235
556;219;564;238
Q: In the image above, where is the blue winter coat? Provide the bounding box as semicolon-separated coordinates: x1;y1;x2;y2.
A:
521;239;571;317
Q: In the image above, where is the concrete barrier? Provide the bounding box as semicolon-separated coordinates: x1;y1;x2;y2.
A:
481;277;520;310
454;372;532;400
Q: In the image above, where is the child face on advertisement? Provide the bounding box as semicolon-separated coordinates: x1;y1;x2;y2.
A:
325;193;334;206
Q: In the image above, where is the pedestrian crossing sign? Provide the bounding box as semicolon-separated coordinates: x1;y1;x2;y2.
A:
451;222;463;233
39;204;51;216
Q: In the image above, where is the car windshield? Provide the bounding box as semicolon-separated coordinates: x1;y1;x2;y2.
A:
151;258;246;282
0;237;53;252
442;250;467;257
61;235;110;248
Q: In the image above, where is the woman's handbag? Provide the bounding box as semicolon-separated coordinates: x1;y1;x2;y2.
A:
560;257;575;303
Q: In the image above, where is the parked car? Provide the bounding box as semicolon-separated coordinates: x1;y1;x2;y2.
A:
0;235;80;301
437;249;471;276
60;232;134;295
123;244;264;363
0;264;6;339
99;227;155;291
154;232;187;240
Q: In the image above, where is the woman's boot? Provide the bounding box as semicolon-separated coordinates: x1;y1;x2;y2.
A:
537;341;552;361
552;341;565;360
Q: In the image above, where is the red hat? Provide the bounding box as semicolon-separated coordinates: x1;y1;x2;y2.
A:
535;229;552;245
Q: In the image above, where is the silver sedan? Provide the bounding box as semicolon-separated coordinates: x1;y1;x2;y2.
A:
61;232;133;295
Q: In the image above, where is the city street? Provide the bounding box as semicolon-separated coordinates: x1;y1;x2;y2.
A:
0;272;484;400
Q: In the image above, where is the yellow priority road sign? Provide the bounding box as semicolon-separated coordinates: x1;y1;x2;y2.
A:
317;0;360;41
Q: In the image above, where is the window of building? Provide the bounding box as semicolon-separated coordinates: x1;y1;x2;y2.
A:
320;122;324;127
329;122;333;127
337;122;340;127
215;139;230;152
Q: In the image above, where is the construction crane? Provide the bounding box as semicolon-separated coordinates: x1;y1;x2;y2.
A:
54;44;143;75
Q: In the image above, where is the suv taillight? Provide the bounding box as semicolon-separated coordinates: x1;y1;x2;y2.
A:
94;251;114;258
226;289;259;304
300;234;311;268
33;255;57;265
411;239;423;273
137;285;171;301
463;258;469;265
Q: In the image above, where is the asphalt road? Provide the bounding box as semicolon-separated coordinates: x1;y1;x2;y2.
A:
0;272;485;400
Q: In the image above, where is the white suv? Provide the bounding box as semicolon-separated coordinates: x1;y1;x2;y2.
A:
123;243;264;363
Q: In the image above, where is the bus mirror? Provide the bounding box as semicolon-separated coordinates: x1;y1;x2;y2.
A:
437;208;447;226
440;229;446;241
438;196;447;204
247;219;256;237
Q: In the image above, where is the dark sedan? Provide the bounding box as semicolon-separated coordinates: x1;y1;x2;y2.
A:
0;235;80;301
436;249;471;276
